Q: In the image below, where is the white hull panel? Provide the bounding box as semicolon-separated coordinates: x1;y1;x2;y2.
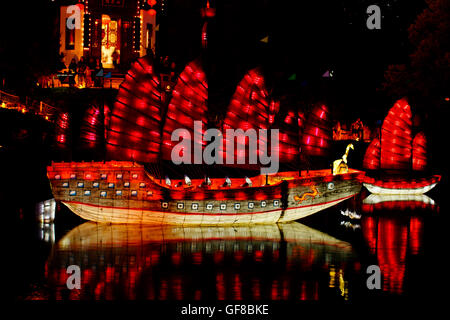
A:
63;195;353;225
363;182;437;195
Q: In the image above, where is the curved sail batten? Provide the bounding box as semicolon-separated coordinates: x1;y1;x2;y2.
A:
80;105;102;148
363;137;381;170
161;60;208;161
55;112;70;147
300;104;332;157
275;110;306;163
412;132;427;171
222;68;279;165
106;57;164;163
380;99;412;170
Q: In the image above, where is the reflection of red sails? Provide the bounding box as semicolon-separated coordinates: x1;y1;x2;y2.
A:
361;215;425;294
362;98;440;194
47;222;355;300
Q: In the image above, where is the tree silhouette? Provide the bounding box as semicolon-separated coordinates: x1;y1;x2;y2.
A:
382;0;450;109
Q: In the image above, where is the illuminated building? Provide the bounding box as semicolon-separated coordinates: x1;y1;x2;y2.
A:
58;0;157;69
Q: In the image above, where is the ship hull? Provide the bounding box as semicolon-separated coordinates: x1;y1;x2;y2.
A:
48;161;364;225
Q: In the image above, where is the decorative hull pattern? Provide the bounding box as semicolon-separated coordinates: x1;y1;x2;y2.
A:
363;175;441;195
48;161;364;225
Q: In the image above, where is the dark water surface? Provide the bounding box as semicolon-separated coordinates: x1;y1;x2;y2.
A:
6;170;447;302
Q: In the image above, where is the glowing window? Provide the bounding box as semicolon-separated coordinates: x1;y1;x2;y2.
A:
101;174;107;180
69;190;76;196
62;182;69;188
234;203;241;210
177;203;184;209
124;182;130;187
261;201;267;207
93;182;99;188
273;200;279;207
162;202;168;209
220;204;226;210
131;190;138;196
84;190;91;196
77;182;84;188
100;191;107;197
70;174;76;179
116;190;122;196
54;174;61;180
192;203;199;210
248;202;254;209
132;173;139;179
139;182;146;188
108;183;115;188
206;204;213;210
116;173;123;179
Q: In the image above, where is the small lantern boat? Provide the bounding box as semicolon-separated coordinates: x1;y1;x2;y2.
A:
362;99;441;195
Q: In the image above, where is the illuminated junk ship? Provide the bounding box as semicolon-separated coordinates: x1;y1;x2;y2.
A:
47;57;364;225
362;98;440;195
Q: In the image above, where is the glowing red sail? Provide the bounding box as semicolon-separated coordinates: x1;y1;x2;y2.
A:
80;105;102;148
222;68;280;165
380;99;412;170
412;132;427;171
106;56;164;162
363;137;381;170
300;104;332;157
55;112;70;147
161;60;208;161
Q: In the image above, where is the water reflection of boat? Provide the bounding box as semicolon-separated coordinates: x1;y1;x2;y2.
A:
361;194;438;213
47;222;356;300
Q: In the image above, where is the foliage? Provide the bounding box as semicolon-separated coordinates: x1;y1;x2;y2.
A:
382;0;450;107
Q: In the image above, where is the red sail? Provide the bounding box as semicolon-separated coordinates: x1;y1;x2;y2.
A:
412;131;427;171
380;99;412;170
222;68;279;165
274;109;305;163
55;112;70;147
362;217;408;294
300;104;332;157
80;105;102;148
161;60;208;161
363;137;381;170
106;56;164;163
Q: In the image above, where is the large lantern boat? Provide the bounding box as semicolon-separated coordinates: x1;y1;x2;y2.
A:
362;98;440;195
48;56;365;225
